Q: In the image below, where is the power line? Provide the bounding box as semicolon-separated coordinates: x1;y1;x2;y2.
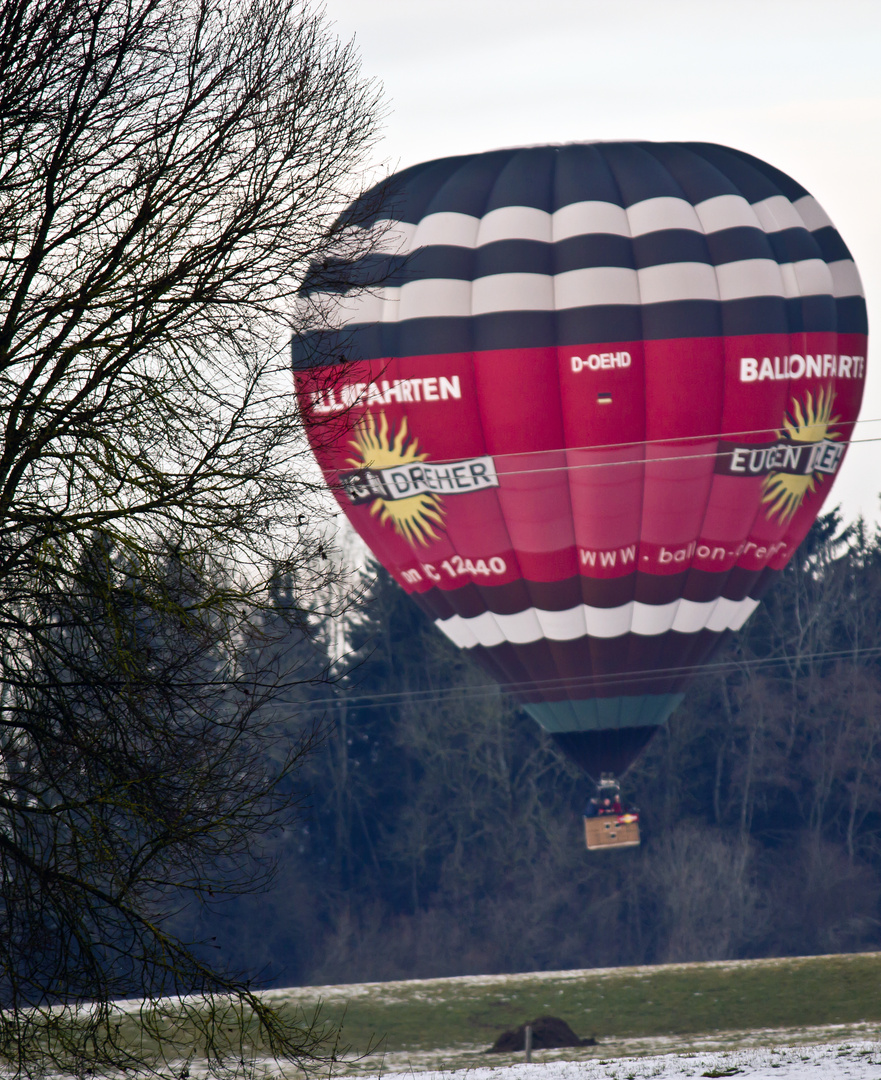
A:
318;416;881;481
273;642;881;715
489;431;881;479
439;414;881;465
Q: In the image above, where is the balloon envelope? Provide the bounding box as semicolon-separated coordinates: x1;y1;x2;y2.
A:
294;142;868;778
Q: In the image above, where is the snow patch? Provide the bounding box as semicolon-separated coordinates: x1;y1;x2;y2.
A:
333;1039;881;1079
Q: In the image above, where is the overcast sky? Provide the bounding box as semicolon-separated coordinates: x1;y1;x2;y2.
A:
324;0;881;525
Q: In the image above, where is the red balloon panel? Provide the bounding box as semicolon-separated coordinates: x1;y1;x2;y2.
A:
298;330;865;617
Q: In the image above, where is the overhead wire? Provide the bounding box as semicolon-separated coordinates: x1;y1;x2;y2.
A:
313;412;881;479
271;642;881;715
407;414;881;464
315;411;881;460
490;429;881;479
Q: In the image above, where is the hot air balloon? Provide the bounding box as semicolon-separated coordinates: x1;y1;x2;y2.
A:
292;142;867;844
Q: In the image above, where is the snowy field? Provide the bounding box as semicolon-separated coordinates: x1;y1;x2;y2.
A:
266;959;881;1079
94;958;881;1079
336;1040;881;1079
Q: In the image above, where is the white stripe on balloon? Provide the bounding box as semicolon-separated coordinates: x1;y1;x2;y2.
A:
435;595;760;649
314;256;858;326
348;193;848;256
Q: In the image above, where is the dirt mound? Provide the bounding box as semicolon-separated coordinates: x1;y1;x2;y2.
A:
488;1015;595;1052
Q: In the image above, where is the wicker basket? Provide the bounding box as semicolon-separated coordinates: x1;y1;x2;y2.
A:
584;815;641;851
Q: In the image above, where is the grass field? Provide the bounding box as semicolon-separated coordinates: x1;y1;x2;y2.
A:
260;952;881;1073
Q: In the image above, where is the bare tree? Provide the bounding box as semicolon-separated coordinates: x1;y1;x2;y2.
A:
642;822;764;963
0;0;382;1074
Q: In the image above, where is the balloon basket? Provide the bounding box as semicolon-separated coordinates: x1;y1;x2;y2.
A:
584;814;641;851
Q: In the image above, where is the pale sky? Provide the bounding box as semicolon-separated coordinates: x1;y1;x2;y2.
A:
324;0;881;526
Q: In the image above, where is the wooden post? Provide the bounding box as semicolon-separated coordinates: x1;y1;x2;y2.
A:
524;1024;533;1063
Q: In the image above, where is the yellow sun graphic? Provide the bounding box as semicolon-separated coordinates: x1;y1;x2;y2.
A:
762;386;841;523
348;412;446;546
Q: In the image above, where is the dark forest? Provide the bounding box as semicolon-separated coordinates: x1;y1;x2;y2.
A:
191;509;881;987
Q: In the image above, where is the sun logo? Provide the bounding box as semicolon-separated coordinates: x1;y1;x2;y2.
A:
348;412;445;546
762;386;841;523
